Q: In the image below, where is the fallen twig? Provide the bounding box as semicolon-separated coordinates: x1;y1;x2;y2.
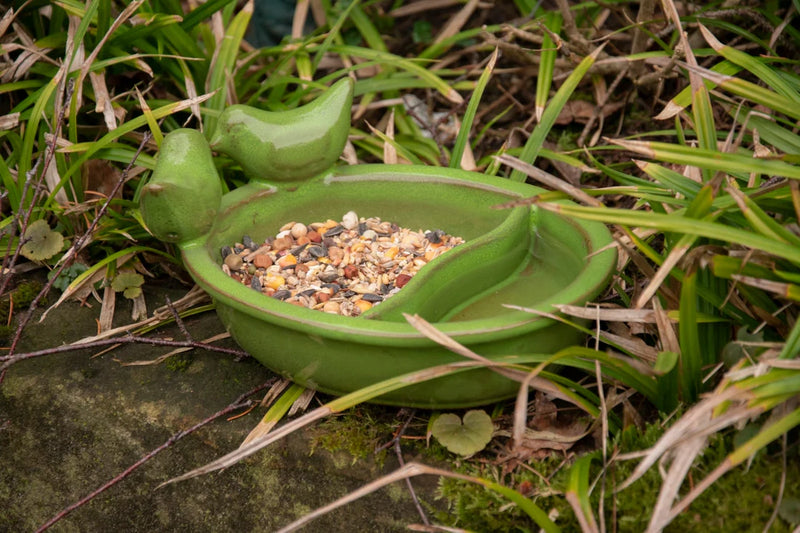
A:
390;409;429;526
0;333;249;372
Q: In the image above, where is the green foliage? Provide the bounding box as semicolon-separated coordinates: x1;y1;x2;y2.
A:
411;21;432;44
48;263;90;292
8;280;42;309
435;419;800;532
164;352;193;372
430;410;494;456
19;220;63;262
111;271;144;300
309;408;391;466
0;280;43;344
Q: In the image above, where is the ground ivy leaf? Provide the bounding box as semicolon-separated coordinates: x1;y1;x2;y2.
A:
112;271;144;298
431;410;494;456
123;286;142;299
48;263;89;292
20;219;64;261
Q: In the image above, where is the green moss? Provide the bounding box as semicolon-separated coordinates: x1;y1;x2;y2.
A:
0;280;44;345
431;419;800;532
432;454;572;531
0;324;13;344
164;352;193;372
555;128;580;151
0;299;8;326
309;407;393;466
12;280;42;308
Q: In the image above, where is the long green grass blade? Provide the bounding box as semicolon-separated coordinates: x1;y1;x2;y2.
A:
328;44;462;104
777;318;800;360
638;161;702;198
655;351;680;412
727;405;800;465
310;0;361;72
700;24;800;101
658;60;742;119
419;24;503;60
18;73;60;178
550;346;659;403
691;85;717;183
479;478;561;532
728;186;800;247
748;373;800;400
510;45;602;182
536;202;800;265
204;1;252;134
50;93;213;205
450;48;497;169
181;0;236;31
732;110;800;155
611;139;800;180
535;12;561;122
349;3;387;53
255;383;305;430
0;155;19;210
679;270;702;402
566;454;598;532
693;67;800;121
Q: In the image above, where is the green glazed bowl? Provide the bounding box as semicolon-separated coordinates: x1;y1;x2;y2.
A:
142;80;616;408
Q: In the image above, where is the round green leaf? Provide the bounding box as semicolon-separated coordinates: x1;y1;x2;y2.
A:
20;219;64;262
431;410;494;456
111;271;144;299
123;286;142;299
779;497;800;525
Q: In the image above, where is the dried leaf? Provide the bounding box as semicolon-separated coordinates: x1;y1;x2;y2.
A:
44;158;69;206
82;157;123;204
98;283;116;333
433;0;479;45
0;112;20;130
130;291;147;321
383;108;397;165
497;419;591;461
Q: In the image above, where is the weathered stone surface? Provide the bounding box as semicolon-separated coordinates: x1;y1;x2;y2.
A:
0;285;432;531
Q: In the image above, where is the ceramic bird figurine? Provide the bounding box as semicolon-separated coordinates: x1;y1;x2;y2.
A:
208;77;354;182
140;128;222;243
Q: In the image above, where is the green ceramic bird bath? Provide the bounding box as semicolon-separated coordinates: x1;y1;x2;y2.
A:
140;79;616;408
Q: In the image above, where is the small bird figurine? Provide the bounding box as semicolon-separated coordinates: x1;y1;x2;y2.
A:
209;77;354;182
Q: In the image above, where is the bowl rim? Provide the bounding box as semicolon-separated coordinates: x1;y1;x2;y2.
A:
180;164;617;346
